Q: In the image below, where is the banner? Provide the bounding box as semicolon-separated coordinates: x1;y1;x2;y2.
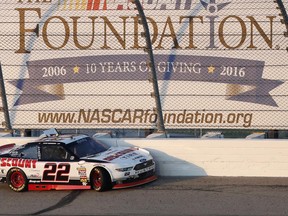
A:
0;0;288;129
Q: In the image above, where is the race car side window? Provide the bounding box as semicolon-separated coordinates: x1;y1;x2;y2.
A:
13;143;38;159
41;145;72;161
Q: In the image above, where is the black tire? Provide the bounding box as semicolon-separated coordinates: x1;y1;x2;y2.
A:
7;168;28;192
90;167;112;192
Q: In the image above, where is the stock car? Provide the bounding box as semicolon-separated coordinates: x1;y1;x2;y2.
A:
0;130;157;192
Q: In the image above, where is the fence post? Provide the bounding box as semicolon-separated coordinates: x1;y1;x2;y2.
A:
276;0;288;35
132;0;166;136
0;62;12;134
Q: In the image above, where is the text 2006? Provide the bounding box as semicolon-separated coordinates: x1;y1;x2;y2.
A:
42;66;67;77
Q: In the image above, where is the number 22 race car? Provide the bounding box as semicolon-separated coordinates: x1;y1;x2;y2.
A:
0;130;157;192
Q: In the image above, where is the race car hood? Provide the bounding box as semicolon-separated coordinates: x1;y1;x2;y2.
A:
81;146;151;164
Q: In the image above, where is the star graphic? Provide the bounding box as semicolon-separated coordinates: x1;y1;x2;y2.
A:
208;65;215;74
73;65;80;74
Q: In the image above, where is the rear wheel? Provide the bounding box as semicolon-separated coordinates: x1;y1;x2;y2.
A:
91;167;112;192
7;168;28;192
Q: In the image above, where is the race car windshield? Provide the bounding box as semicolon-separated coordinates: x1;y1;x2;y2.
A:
66;137;109;158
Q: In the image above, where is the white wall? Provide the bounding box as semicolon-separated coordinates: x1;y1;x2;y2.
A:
1;137;288;177
98;138;288;177
0;137;36;145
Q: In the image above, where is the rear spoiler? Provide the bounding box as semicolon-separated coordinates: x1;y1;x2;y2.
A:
0;143;16;154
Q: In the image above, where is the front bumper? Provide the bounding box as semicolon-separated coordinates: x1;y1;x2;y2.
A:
113;173;157;189
112;159;157;189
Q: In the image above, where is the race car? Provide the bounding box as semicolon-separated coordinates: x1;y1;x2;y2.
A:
0;130;156;192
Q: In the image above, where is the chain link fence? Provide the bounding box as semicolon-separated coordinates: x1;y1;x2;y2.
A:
0;0;288;137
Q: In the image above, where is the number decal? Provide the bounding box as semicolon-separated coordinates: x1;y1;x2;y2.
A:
56;163;71;182
42;163;71;182
42;163;57;181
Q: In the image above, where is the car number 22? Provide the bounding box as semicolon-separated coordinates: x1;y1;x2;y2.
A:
42;163;71;182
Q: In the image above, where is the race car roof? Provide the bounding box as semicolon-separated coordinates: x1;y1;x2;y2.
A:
39;134;89;145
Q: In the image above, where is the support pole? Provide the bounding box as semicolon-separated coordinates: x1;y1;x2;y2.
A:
132;0;166;135
275;0;288;35
0;62;12;133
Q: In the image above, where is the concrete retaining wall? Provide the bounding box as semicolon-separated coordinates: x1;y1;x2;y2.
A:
0;137;36;145
1;137;288;177
98;138;288;177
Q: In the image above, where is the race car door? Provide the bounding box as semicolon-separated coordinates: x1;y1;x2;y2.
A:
34;143;89;189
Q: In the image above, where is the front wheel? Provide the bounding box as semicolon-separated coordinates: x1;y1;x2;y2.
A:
90;167;112;192
7;168;28;192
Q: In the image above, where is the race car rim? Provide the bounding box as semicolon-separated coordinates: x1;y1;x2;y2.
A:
10;171;25;188
92;169;102;189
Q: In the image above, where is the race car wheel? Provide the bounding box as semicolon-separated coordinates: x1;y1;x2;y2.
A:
7;168;28;192
91;167;112;192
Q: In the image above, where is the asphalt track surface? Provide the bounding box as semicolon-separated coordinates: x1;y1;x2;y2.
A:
1;176;288;216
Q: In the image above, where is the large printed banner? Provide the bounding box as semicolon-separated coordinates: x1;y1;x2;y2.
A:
0;0;288;129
